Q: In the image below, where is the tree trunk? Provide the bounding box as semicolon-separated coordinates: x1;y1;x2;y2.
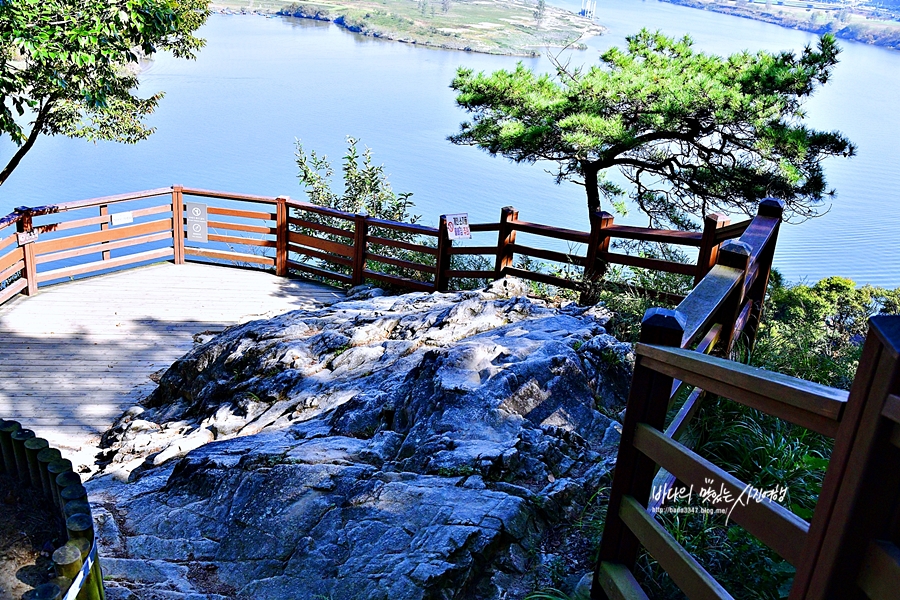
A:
582;161;601;217
0;104;51;187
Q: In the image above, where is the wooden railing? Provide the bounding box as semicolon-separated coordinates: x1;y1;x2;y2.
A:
0;186;753;307
0;418;105;600
592;203;900;596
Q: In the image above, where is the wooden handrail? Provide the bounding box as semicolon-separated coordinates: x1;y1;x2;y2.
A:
181;187;280;205
0;187;769;308
638;344;848;436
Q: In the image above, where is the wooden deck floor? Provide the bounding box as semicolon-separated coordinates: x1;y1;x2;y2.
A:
0;262;342;458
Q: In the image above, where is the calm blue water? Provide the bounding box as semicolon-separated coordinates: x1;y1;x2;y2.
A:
1;0;898;286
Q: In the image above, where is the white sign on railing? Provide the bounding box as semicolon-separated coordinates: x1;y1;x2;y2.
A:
443;213;471;240
110;211;133;226
16;231;38;246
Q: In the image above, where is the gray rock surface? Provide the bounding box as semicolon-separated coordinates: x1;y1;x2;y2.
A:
88;278;633;599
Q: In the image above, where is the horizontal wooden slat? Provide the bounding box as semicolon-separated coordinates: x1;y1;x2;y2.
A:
365;252;435;275
36;231;173;265
0;232;17;253
643;357;840;437
468;222;500;233
634;423;809;565
363;269;434;292
207;233;276;248
288;217;353;239
367;235;438;256
510;243;586;266
635;344;849;426
0;277;27;305
714;219;752;243
606;225;703;247
447;245;497;256
181;187;278;205
857;540;900;600
502;266;580;291
206;206;275;221
882;394;900;425
33;218;173;256
288;232;354;258
619;495;734;599
35;204;172;234
0;258;24;283
36;212;109;233
287;201;356;221
597;561;650;600
288;244;353;267
602;252;697;277
508;219;590;243
0;246;24;273
23;188;173;216
207;220;276;235
444;269;495;280
36;248;174;283
184;247;274;266
367;217;438;237
286;260;352;284
675;264;744;348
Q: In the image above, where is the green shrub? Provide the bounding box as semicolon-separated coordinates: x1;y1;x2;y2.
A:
292;137;435;287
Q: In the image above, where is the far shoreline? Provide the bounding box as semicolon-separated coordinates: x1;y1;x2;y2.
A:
209;0;606;57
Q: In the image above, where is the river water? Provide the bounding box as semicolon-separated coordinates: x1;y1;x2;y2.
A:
0;0;897;286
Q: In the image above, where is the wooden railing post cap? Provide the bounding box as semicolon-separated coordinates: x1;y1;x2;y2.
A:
718;239;752;270
869;315;900;358
758;197;785;219
172;184;183;191
640;307;686;343
704;212;729;224
276;195;290;201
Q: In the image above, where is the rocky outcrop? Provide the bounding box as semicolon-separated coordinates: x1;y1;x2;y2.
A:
88;279;633;599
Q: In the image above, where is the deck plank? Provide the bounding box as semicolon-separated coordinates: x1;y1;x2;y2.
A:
0;262;343;460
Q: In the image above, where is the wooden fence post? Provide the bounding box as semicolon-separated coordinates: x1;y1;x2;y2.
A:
435;215;452;292
791;316;900;599
741;198;784;356
0;419;20;476
171;185;185;265
352;213;368;287
581;210;614;304
594;308;686;597
275;196;289;277
694;213;730;286
15;212;38;296
99;205;110;261
714;239;751;357
495;206;518;278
